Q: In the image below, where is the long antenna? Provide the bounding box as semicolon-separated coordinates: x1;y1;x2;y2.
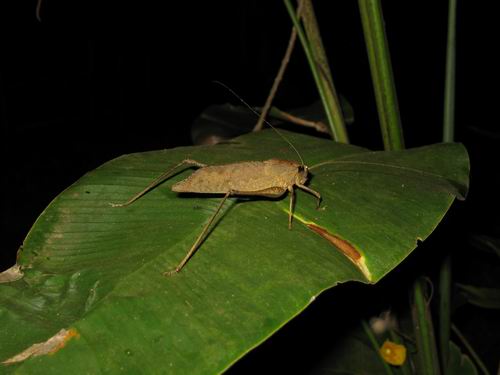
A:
213;80;305;166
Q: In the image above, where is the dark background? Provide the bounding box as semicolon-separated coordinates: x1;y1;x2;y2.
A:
1;1;498;372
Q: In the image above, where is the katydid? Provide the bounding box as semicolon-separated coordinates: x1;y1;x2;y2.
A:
112;157;321;276
112;87;321;276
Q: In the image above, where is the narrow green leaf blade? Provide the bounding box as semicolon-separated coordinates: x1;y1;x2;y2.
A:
456;284;500;310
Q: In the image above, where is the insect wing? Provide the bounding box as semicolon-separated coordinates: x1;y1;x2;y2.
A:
172;159;301;194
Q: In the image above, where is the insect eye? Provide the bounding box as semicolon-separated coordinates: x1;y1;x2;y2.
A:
298;165;305;172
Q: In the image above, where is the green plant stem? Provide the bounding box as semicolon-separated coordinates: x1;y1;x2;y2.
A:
438;255;452;374
358;0;404;151
361;320;394;375
283;0;349;143
439;2;458;372
442;0;457;143
301;0;348;142
451;324;491;375
412;278;441;375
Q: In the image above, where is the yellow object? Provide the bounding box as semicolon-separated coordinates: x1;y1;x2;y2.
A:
379;339;407;366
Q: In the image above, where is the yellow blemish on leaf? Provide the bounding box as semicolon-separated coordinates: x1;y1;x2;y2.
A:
2;328;80;365
379;339;407;366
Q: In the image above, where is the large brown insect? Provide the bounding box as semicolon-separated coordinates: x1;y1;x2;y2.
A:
112;155;321;276
113;88;321;276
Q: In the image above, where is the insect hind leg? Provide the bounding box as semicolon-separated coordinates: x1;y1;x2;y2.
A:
111;159;207;207
164;190;232;276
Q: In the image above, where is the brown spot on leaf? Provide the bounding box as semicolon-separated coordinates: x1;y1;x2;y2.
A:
2;328;80;365
307;223;372;281
307;224;360;261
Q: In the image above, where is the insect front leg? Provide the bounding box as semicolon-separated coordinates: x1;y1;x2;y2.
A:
111;159;207;207
296;184;322;209
288;187;295;230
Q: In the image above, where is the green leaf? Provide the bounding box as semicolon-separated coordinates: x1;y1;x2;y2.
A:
469;234;500;258
445;341;478;375
456;284;500;310
0;130;468;373
190;104;256;145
